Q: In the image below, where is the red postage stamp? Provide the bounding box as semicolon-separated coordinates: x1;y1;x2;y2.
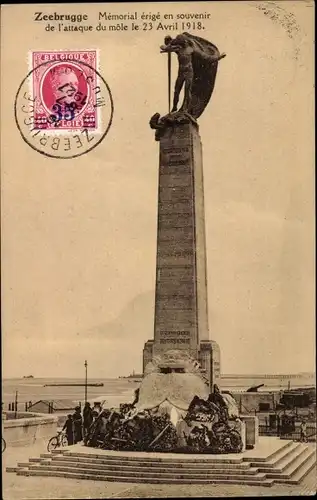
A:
31;50;98;132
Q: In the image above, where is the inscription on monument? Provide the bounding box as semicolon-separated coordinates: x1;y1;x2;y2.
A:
161;146;190;162
160;330;191;336
160;165;191;175
159;330;192;345
162;146;190;154
160;338;190;344
162;158;189;166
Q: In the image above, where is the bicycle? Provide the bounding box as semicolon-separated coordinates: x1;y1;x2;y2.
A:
2;437;6;453
47;430;68;452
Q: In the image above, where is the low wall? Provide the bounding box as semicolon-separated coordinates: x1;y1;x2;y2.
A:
3;412;58;447
5;411;36;420
56;413;68;427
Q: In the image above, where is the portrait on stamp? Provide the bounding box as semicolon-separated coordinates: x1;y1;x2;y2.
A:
32;51;98;131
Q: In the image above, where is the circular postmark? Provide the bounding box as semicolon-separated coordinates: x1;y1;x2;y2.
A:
14;53;114;159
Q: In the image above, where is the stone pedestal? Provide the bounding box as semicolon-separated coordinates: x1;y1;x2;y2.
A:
240;415;259;449
143;120;220;389
198;340;221;388
143;340;154;373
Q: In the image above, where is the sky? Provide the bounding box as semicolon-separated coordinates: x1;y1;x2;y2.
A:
1;2;315;378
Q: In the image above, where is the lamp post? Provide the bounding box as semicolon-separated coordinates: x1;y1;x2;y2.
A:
84;360;88;405
14;391;18;419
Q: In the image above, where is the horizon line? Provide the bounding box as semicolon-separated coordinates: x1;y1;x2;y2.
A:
2;371;315;380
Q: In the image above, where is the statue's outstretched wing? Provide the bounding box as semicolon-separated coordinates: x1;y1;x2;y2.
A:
182;32;221;119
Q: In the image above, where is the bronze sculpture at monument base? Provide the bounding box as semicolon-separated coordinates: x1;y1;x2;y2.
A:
84;390;243;454
84;350;243;454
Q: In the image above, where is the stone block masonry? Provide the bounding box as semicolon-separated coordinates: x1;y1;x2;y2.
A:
143;122;220;388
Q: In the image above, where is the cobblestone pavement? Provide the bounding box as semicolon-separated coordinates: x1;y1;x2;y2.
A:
2;442;316;499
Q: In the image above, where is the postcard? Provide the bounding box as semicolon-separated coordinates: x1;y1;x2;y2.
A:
1;2;315;498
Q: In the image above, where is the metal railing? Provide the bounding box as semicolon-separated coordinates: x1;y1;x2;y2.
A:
259;424;316;442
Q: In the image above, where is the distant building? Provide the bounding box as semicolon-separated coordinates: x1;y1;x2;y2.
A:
226;391;281;414
221;373;315;381
27;399;77;414
226;386;316;414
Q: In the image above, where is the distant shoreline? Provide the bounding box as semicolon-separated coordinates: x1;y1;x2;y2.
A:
2;372;315;381
2;374;315;410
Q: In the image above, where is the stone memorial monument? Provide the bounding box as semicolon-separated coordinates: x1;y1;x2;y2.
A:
76;34;248;455
144;33;226;389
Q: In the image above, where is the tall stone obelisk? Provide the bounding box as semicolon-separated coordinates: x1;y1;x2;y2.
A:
143;32;225;389
143;120;220;388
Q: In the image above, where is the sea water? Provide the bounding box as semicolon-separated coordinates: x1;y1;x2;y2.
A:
1;377;137;410
2;374;315;411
